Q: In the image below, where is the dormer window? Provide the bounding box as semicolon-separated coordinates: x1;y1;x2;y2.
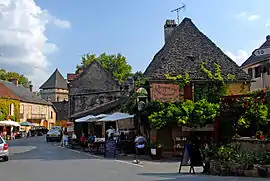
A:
186;55;195;61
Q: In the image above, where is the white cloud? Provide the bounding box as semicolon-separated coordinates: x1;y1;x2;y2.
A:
248;15;260;21
53;19;71;29
235;12;260;21
0;0;70;90
225;50;249;66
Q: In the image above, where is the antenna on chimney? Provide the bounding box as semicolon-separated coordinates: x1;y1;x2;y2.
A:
171;3;186;24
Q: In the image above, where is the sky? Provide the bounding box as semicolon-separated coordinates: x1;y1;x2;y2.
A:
0;0;269;90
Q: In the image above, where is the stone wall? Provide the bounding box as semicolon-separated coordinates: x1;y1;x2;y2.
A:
231;138;270;151
69;61;122;117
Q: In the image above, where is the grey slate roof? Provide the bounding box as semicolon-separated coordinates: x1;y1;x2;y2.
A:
40;69;68;90
144;18;250;81
0;80;52;105
241;36;270;68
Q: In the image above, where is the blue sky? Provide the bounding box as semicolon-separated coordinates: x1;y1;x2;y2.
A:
1;0;270;88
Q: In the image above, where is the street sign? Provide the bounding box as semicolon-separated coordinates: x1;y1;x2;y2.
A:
253;47;270;56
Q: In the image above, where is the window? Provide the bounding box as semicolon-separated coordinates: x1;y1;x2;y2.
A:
50;111;53;119
255;66;261;78
28;105;32;118
9;103;14;116
267;63;270;75
20;104;24;113
248;68;253;78
38;106;41;114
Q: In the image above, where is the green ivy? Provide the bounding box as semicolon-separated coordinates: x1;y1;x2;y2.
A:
164;72;190;90
0;98;20;122
148;99;220;130
195;62;235;103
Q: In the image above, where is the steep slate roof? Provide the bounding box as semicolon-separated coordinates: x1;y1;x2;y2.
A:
40;69;68;90
241;36;270;68
144;18;250;81
0;80;52;105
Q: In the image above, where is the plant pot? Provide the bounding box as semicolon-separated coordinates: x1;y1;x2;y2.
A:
149;147;162;160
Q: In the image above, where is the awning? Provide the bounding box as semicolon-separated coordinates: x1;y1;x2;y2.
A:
96;112;134;122
0;120;21;127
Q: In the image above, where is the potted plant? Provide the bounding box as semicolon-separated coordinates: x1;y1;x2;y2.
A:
148;136;163;160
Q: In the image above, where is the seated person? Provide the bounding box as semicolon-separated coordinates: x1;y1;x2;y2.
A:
88;134;96;152
79;134;88;150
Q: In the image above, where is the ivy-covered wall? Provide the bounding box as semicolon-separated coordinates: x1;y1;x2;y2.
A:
0;98;20;121
227;82;249;95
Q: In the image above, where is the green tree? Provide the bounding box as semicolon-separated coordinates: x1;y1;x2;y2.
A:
0;68;31;88
76;53;132;83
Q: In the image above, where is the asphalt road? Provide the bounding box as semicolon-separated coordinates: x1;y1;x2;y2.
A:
0;136;268;181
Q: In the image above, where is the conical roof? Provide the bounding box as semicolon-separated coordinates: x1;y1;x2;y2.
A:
40;69;68;90
144;18;250;81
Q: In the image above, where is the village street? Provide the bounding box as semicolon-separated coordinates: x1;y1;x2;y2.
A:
0;136;267;181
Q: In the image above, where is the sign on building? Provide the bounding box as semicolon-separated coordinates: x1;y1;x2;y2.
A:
253;47;270;57
150;83;181;102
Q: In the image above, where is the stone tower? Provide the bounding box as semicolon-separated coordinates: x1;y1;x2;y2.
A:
40;69;68;102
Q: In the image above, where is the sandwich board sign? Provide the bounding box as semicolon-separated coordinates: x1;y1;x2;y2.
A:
178;143;203;174
253;47;270;57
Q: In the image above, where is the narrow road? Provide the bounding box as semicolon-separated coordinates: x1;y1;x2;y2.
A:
0;136;267;181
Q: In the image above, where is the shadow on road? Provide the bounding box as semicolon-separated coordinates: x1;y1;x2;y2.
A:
138;172;269;181
8;139;99;162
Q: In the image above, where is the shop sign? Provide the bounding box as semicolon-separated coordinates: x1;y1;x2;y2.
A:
150;83;180;102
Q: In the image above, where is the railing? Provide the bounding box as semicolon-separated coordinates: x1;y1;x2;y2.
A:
28;114;46;119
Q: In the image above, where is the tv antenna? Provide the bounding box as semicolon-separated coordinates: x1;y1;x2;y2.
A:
171;3;186;24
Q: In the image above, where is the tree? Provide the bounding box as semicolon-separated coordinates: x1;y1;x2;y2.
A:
0;68;31;88
76;53;132;83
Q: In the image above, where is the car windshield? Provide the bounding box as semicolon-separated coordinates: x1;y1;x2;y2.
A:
0;137;4;144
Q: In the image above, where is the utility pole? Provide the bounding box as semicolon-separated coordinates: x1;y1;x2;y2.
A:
171;3;186;24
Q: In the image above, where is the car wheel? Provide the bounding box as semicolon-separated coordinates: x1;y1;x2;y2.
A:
3;156;8;162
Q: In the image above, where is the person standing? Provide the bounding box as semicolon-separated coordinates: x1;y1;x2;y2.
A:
133;134;146;164
106;126;115;138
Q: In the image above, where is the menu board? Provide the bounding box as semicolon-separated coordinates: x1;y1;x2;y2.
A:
104;140;117;158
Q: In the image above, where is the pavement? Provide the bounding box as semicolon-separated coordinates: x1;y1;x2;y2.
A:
0;136;268;181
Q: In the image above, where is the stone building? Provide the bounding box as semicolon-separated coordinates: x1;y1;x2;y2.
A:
241;35;270;91
40;69;68;102
68;60;129;121
144;18;251;102
142;18;252;150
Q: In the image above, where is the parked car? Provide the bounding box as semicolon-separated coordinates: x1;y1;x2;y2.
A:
0;136;9;161
46;129;62;142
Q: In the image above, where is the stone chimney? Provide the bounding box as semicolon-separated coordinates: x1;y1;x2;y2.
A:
29;85;33;92
266;35;270;41
8;79;18;86
164;19;177;43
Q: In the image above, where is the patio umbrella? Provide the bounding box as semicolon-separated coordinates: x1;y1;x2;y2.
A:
20;121;34;127
86;114;108;122
96;112;134;122
0;120;20;127
75;115;95;123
